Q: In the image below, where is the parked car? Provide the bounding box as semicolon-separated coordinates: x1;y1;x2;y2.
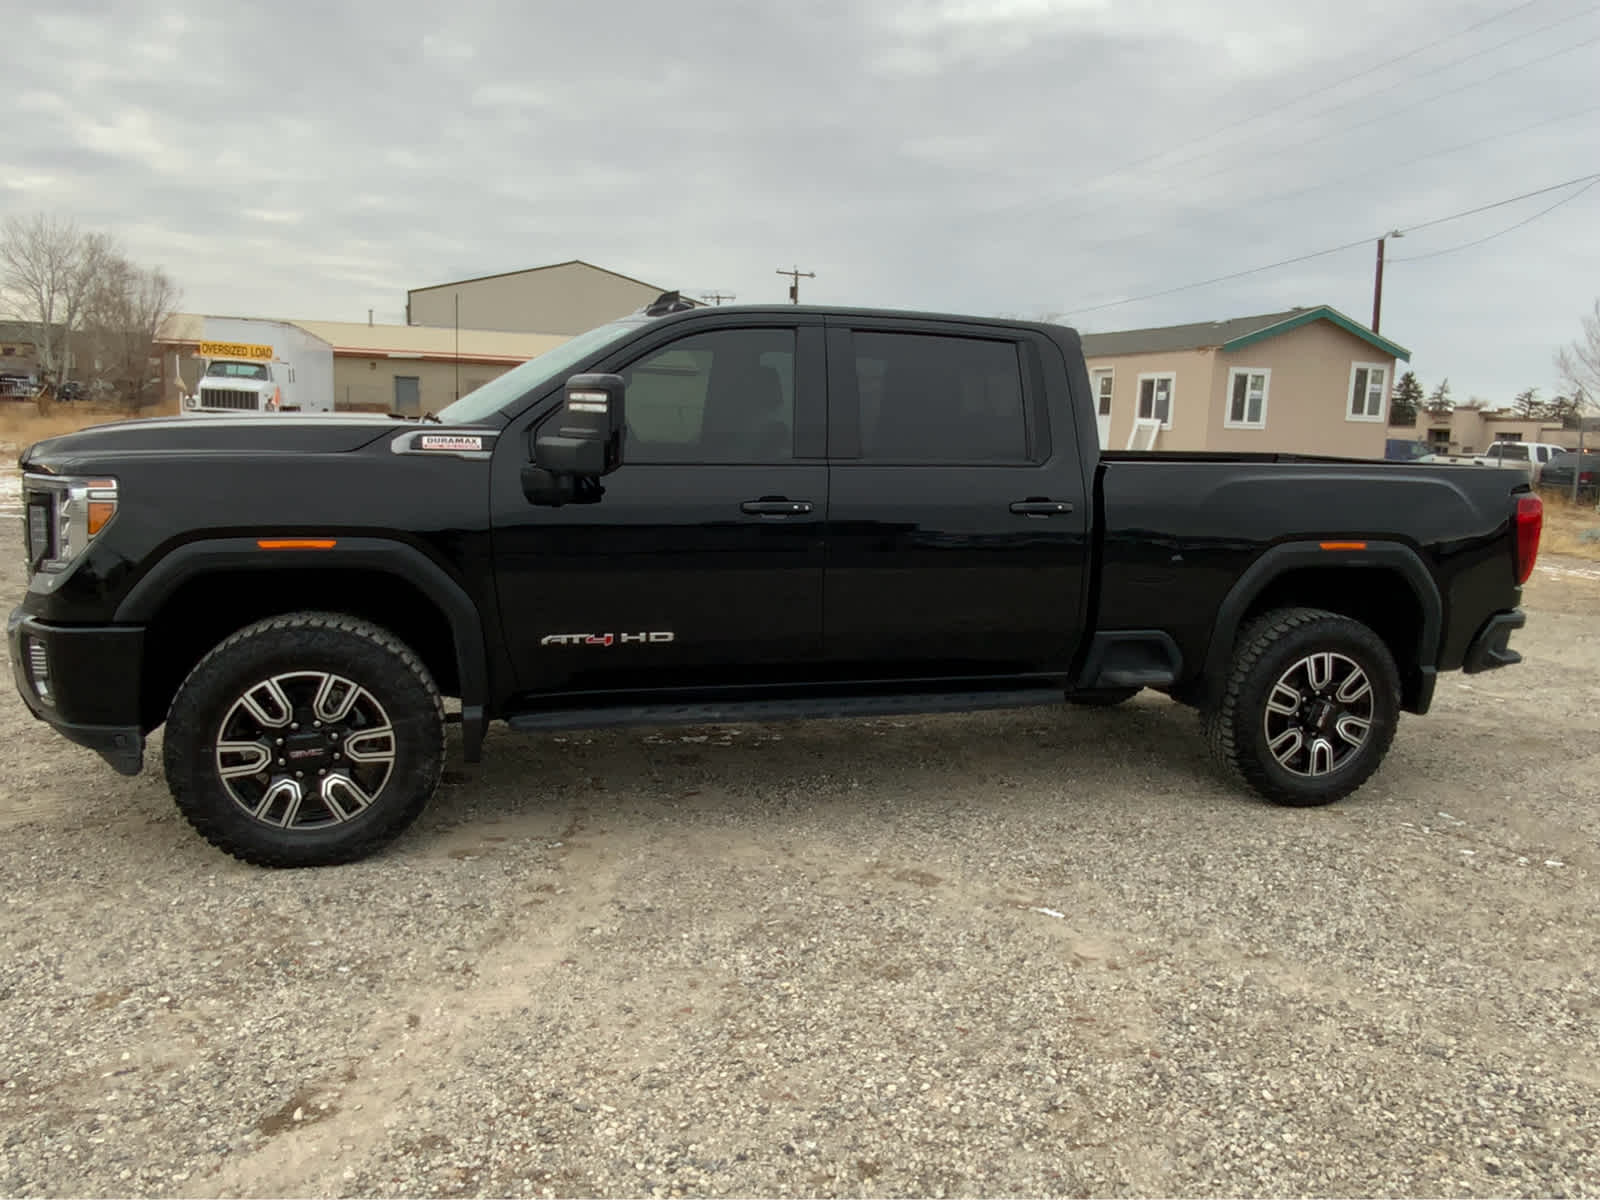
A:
10;296;1541;867
1471;440;1568;481
1384;437;1438;462
1538;450;1599;500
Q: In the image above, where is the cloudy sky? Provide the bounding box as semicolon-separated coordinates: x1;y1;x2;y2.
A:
4;0;1598;403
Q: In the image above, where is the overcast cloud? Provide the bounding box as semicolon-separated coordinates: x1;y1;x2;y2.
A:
4;0;1598;402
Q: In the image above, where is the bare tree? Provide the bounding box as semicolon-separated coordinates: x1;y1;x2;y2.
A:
0;213;112;390
1555;298;1600;423
82;255;181;411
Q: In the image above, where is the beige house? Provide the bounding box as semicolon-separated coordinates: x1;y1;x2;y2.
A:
406;259;699;336
1081;305;1411;458
1395;409;1577;457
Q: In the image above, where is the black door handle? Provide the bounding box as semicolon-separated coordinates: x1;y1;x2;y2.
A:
1010;499;1074;516
741;498;813;515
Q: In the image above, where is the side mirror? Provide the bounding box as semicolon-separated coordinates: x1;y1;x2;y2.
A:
525;373;627;506
534;373;626;476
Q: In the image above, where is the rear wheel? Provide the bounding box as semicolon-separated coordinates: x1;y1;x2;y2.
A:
1203;607;1400;807
163;613;444;867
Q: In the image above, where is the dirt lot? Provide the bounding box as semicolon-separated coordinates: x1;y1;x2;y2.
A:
0;458;1596;1198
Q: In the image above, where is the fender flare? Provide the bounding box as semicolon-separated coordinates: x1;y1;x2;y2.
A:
115;536;489;761
1201;540;1443;713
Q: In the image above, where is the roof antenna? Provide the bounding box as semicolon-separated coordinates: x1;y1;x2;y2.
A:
642;291;696;316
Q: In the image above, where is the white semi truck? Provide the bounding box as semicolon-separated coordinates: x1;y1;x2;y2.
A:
179;319;334;417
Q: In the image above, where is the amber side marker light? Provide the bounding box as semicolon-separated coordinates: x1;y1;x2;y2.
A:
86;501;116;535
1319;541;1369;551
257;539;337;550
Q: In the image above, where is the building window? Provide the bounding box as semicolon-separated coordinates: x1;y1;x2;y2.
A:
1348;362;1387;421
1427;427;1450;448
1494;432;1523;442
1137;373;1174;428
1225;368;1269;429
1092;369;1113;418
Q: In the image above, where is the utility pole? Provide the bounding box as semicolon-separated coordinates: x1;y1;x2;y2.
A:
1575;385;1588;507
701;292;736;306
776;265;814;305
1372;229;1402;333
454;293;460;403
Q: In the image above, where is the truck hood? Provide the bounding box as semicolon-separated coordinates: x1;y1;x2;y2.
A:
18;413;410;472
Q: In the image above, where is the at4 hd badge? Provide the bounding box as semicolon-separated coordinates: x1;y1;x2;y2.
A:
540;631;676;647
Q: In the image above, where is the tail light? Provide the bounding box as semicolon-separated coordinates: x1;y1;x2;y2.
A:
1581;471;1595;485
1514;493;1542;585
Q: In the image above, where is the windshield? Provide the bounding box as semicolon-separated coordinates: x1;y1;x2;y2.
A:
434;318;649;424
205;362;269;380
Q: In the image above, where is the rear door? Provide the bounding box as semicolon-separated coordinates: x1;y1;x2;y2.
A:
821;318;1091;680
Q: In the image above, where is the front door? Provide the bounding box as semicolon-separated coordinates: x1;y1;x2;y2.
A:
1092;369;1113;447
394;376;420;417
491;321;828;697
822;320;1091;680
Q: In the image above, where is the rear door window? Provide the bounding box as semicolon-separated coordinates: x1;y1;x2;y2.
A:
850;331;1029;463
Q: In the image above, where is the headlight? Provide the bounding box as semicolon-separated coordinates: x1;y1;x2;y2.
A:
22;473;119;579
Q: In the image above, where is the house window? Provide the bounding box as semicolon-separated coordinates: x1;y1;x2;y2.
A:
1137;373;1174;428
1092;369;1113;418
1225;368;1269;429
1348;362;1387;421
1427;428;1450;448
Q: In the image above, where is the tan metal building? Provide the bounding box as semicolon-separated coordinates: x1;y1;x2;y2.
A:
292;319;566;414
1081;305;1411;458
405;259;698;337
159;314;565;415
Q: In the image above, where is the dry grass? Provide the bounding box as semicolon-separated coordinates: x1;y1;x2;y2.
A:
1540;491;1600;561
0;401;176;447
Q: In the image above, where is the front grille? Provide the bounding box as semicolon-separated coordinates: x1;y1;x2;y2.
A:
200;387;259;411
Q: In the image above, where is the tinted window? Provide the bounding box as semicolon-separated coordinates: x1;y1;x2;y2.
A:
1499;443;1529;461
853;332;1027;462
619;329;795;464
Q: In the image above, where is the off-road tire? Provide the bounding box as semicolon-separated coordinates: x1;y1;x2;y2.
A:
1066;687;1141;707
1202;606;1400;807
164;612;444;867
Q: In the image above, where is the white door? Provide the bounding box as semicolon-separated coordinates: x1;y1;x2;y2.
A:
1092;370;1113;447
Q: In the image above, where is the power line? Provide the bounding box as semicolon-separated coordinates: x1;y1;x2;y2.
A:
1063;171;1600;316
1005;15;1600;233
1048;98;1600;266
992;0;1586;220
1400;171;1600;233
1125;4;1599;185
1391;179;1600;260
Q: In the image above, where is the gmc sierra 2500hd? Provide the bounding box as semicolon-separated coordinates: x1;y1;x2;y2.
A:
11;295;1539;867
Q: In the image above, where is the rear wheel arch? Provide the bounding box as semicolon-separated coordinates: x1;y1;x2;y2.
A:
1201;542;1441;713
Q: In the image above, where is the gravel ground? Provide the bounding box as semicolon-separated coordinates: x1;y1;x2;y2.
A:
1;472;1596;1197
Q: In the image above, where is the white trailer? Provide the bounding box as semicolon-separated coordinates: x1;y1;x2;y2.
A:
180;318;333;416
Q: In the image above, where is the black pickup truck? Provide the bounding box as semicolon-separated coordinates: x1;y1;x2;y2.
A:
10;296;1541;866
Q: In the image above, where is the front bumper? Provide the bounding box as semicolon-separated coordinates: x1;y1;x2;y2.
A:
1461;609;1526;675
8;609;146;776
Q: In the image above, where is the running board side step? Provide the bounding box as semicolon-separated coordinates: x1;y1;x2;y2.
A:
504;688;1067;733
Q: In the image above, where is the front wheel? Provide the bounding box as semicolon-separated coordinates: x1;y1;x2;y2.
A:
163;613;445;867
1202;607;1400;807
